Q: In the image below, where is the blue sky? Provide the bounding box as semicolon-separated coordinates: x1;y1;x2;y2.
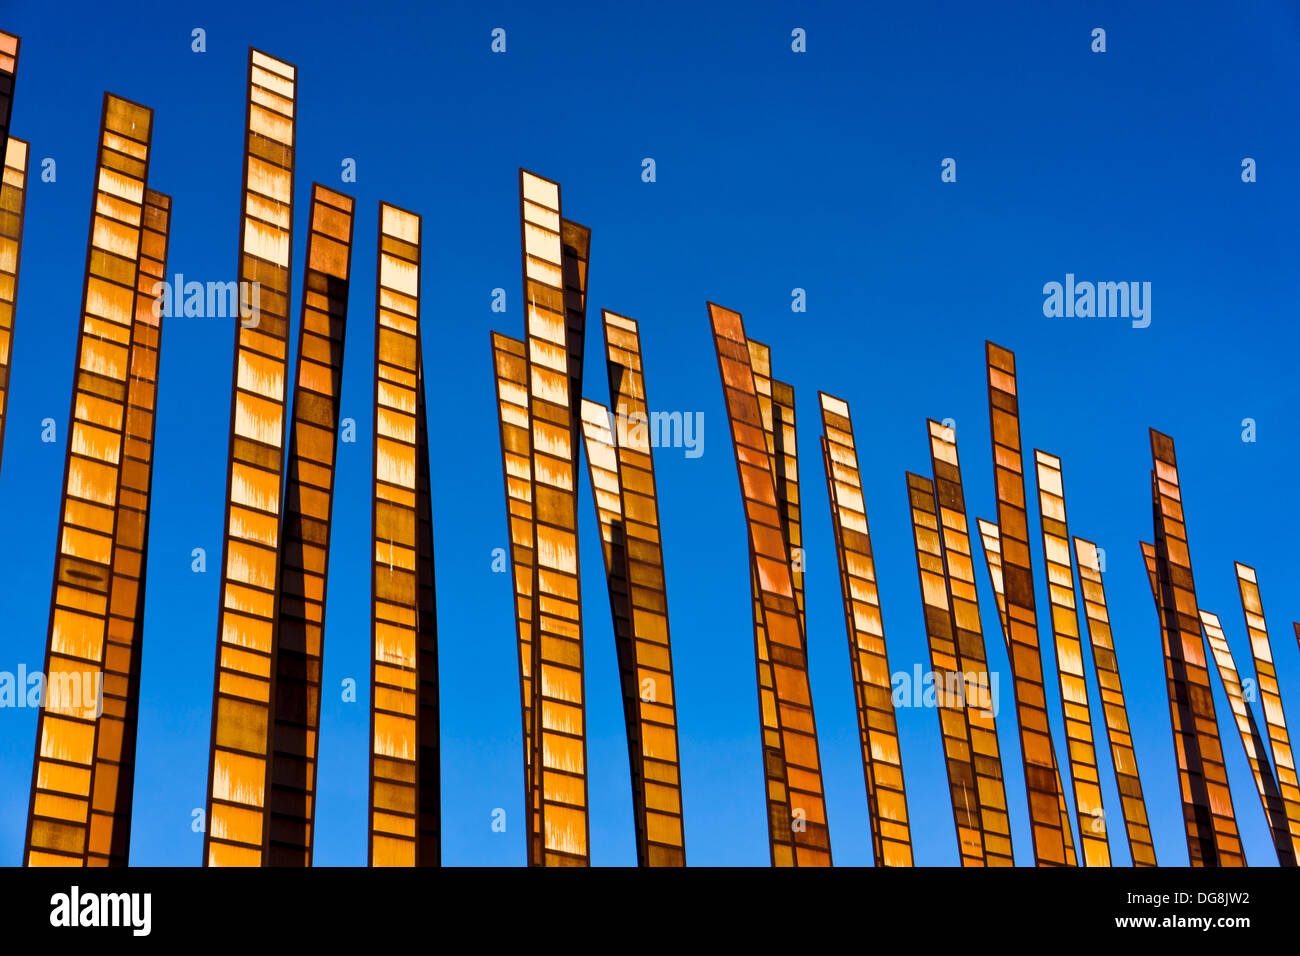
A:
1;0;1298;866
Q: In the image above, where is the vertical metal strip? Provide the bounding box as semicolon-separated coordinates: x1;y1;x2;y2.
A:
975;517;1078;866
1199;609;1294;865
1032;450;1109;866
905;472;987;866
0;134;28;475
709;302;831;866
1072;536;1158;866
1149;431;1244;866
267;185;354;865
520;170;588;865
601;310;687;865
203;49;297;867
85;188;171;866
1234;563;1300;857
818;392;912;866
27;93;153;866
983;343;1070;865
928;422;1013;865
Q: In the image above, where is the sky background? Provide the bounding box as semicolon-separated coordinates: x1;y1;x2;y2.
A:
1;0;1298;866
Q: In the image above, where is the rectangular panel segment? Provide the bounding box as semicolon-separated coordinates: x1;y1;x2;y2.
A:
85;188;171;866
490;332;541;865
1148;432;1243;866
976;519;1078;865
0;30;17;164
1199;608;1294;865
0;135;28;475
929;421;1013;865
599;310;686;866
370;203;439;867
709;302;830;866
267;185;354;865
745;342;796;865
818;392;912;866
1072;537;1157;866
1032;450;1109;866
520;170;589;865
1235;563;1300;857
1137;537;1200;864
905;472;987;866
26;94;153;867
984;343;1070;866
204;49;296;867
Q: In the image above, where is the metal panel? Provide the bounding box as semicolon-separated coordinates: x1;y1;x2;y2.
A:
0;135;28;475
1234;563;1300;857
1148;431;1244;866
203;48;297;867
267;185;355;865
744;341;796;865
818;392;912;866
1199;609;1294;865
928;421;1013;865
975;521;1078;866
983;343;1071;866
1032;450;1109;866
1138;537;1199;864
709;302;831;866
85;188;171;866
490;332;541;864
905;472;987;866
26;93;153;866
1072;536;1157;866
0;30;17;166
520;170;589;865
369;202;439;866
590;309;686;866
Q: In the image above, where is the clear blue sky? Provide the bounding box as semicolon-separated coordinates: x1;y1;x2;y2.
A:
1;0;1297;866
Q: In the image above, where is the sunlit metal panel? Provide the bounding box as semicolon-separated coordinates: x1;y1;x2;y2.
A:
1148;432;1244;866
0;135;28;476
983;343;1070;866
1235;563;1300;857
84;188;170;866
0;30;17;163
976;525;1078;866
753;340;817;864
1072;536;1157;866
905;472;987;866
490;332;542;865
597;310;686;866
1199;608;1294;865
709;302;831;866
203;49;296;867
1141;546;1288;865
369;203;439;866
758;356;805;651
744;341;796;865
520;170;589;865
578;398;645;850
818;392;912;867
1138;537;1201;863
26;93;153;866
928;421;1013;866
1032;450;1109;866
266;185;355;866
